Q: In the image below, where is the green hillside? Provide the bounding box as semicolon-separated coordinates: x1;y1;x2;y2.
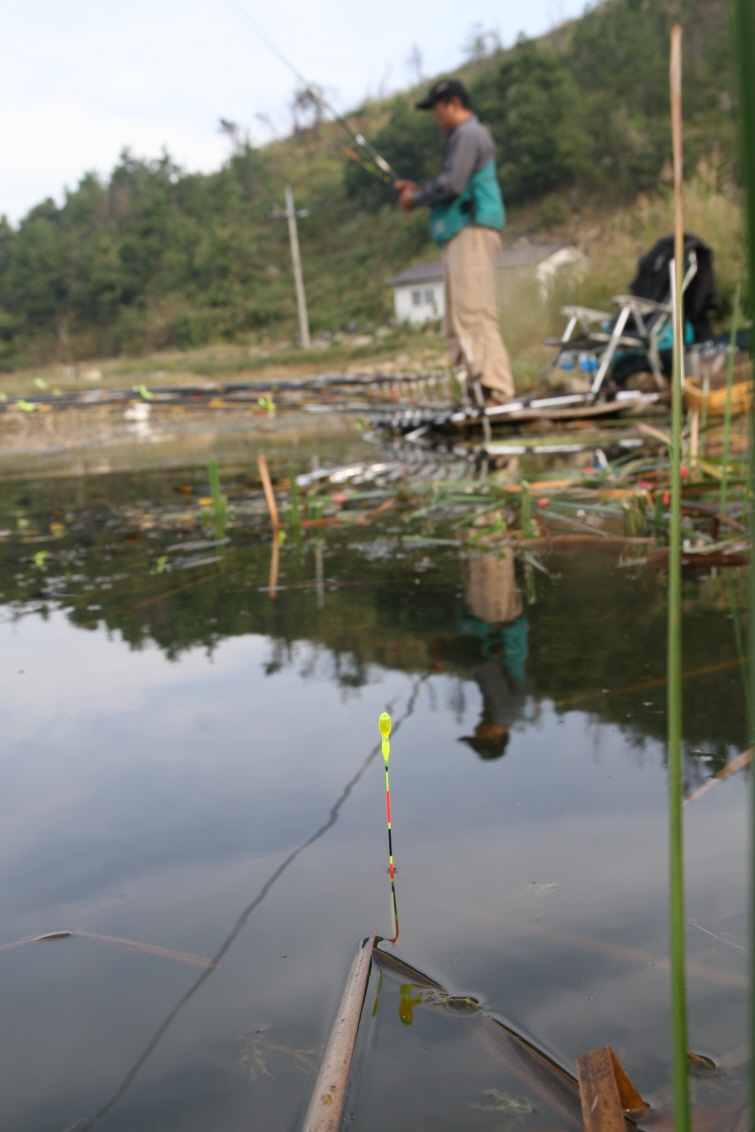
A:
0;0;737;369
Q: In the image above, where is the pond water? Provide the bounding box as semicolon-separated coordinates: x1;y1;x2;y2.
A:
0;455;748;1131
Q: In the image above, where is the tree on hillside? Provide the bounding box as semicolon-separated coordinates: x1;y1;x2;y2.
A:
471;38;589;202
0;0;737;365
567;0;734;187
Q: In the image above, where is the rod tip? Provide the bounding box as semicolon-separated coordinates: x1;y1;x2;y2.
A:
378;712;392;738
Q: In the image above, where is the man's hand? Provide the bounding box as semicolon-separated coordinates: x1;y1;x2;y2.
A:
394;179;419;211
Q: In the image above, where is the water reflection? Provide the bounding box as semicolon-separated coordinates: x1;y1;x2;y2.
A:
0;468;748;1130
65;679;425;1131
458;549;529;760
0;467;747;759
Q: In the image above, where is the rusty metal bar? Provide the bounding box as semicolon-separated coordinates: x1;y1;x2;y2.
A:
301;933;376;1132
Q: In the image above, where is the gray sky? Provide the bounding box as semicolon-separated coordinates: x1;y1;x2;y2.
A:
1;0;585;223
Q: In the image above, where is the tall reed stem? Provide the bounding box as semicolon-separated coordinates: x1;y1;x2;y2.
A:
732;0;755;1118
719;285;741;518
667;26;691;1132
208;459;226;535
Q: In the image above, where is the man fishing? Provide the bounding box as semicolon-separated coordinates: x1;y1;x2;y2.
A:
394;78;513;406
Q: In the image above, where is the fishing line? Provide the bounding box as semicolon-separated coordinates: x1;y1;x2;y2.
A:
222;0;400;181
67;676;427;1131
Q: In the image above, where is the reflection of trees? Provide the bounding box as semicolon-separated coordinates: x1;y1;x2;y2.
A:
263;639;375;694
0;508;748;756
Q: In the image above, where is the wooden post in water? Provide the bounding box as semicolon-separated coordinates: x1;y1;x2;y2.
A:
268;533;280;600
667;24;691;1132
576;1046;647;1131
258;453;280;530
301;934;375;1132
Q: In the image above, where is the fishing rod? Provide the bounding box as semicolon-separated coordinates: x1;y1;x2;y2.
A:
224;0;402;182
342;146;392;184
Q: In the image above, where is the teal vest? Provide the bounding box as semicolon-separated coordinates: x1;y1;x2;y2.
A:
429;159;505;248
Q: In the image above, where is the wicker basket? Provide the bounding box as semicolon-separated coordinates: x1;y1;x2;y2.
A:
684;375;753;417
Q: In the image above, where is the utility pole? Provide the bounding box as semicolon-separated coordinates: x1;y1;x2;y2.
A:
271;185;311;348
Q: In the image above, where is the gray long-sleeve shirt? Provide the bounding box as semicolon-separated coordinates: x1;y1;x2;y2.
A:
473;660;525;729
411;114;496;208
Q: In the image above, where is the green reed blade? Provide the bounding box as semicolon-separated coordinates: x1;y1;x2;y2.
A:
734;0;755;1117
726;569;752;722
207;459;227;546
520;481;533;539
719;285;741;518
288;463;301;529
668;26;690;1132
667;262;690;1132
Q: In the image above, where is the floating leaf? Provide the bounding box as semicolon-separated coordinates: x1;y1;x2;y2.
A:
525;882;558;896
398;984;423;1026
687;1051;717;1072
470;1089;537;1126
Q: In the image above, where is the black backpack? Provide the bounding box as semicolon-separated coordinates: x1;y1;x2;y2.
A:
630;234;721;341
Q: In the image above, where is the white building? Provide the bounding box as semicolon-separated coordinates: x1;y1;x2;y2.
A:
386;261;445;325
387;241;585;326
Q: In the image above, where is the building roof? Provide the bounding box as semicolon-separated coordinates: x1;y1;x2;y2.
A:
386;261;444;287
502;241;568;268
387;242;574;288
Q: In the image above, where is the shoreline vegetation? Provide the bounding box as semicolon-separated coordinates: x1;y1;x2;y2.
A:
0;167;743;400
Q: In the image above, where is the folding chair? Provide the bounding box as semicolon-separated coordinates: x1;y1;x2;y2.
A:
544;250;700;401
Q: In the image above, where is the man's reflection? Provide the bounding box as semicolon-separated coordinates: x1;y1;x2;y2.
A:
458;550;528;760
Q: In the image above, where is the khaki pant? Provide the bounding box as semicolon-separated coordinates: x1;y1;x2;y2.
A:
442;226;514;401
462;549;522;626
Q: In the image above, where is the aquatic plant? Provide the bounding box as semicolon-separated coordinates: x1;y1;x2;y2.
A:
240;1032;321;1082
469;1088;537;1128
